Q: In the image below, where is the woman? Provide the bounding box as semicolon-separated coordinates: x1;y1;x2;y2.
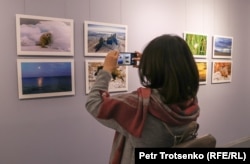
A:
85;34;200;164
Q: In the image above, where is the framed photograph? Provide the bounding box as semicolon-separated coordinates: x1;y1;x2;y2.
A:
16;14;74;56
212;60;232;83
85;59;128;94
213;35;233;59
196;60;208;85
184;32;208;58
84;21;127;56
17;59;75;99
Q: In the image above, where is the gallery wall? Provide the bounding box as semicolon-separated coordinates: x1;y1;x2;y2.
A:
0;0;250;164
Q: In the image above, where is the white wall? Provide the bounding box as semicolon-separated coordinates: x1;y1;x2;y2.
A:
0;0;249;164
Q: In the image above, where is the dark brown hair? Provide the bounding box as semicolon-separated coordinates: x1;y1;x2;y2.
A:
138;34;199;104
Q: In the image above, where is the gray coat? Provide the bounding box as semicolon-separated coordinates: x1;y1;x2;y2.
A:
86;70;199;164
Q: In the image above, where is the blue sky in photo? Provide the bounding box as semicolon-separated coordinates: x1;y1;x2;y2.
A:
88;23;126;33
215;37;232;52
21;62;71;78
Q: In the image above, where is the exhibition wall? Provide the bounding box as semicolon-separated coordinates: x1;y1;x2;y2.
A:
0;0;250;163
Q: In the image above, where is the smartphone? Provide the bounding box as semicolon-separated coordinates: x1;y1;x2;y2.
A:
117;52;137;66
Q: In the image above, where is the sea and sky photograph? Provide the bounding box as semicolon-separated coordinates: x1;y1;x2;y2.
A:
18;60;73;98
213;36;233;58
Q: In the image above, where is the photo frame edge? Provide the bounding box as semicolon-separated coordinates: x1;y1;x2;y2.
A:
17;58;75;99
16;14;74;56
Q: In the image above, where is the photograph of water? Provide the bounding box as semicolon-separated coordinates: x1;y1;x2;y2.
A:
213;36;233;58
17;59;74;99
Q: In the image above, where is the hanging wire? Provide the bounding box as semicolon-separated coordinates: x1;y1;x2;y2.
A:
89;0;91;20
24;0;26;13
120;0;122;24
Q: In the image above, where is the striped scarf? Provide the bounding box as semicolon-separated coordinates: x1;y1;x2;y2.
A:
97;87;199;164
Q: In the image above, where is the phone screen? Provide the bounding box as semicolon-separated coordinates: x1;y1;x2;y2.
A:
117;52;137;65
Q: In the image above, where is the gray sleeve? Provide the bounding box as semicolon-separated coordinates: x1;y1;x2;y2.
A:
85;69;129;136
85;69;111;117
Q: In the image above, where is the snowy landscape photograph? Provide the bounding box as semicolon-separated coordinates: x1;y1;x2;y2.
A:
84;21;127;56
16;14;74;56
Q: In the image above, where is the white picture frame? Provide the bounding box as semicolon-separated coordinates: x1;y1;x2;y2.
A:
184;32;208;58
17;58;75;99
213;35;233;59
84;21;127;56
212;60;232;83
85;59;128;94
196;59;208;85
16;14;74;56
